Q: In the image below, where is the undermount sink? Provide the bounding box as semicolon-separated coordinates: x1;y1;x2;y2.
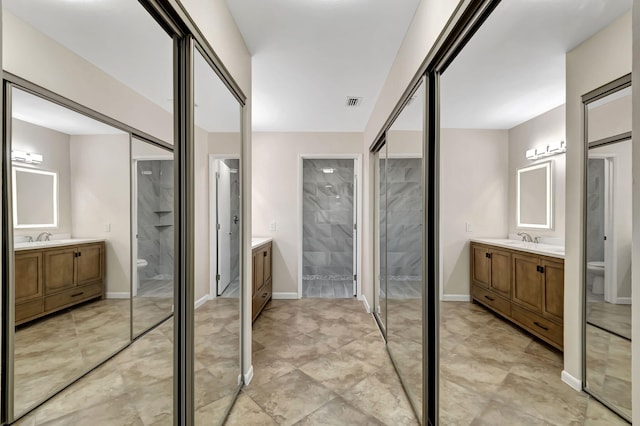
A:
493;239;520;244
14;238;102;250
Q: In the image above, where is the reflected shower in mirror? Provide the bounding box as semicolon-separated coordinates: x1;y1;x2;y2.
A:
384;80;424;421
374;142;388;333
132;138;174;336
584;78;632;421
193;46;243;423
11;87;131;417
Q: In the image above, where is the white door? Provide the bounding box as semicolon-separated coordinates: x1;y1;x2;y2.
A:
217;161;232;295
352;172;358;296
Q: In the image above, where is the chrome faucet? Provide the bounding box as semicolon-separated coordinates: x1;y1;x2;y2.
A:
517;232;533;243
36;232;52;242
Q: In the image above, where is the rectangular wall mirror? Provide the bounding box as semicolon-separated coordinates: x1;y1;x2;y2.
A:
12;167;58;228
517;162;552;229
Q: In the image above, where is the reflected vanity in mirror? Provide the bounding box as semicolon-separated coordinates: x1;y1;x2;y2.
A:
583;76;632;421
10;86;132;417
517;162;552;229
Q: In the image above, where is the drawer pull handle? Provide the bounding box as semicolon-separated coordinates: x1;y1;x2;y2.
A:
71;292;84;298
263;293;268;298
484;295;495;302
533;321;548;331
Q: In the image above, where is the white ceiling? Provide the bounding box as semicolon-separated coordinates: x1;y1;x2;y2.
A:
225;0;421;132
4;0;240;134
3;0;633;134
12;88;125;135
440;0;632;129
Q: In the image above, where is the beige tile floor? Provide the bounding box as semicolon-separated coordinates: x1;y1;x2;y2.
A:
13;298;630;425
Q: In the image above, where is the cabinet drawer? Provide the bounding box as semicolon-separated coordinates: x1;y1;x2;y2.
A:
512;305;562;349
16;299;44;324
472;284;510;317
44;282;103;312
252;279;272;321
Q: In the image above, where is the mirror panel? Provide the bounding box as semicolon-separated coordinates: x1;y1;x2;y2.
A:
374;142;387;333
193;47;242;423
132;138;174;336
517;162;552;229
587;86;631;143
11;87;131;417
13;168;58;228
385;80;425;421
585;138;632;419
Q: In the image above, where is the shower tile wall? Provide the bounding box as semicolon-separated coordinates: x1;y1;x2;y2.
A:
386;158;422;298
587;158;605;265
303;159;354;297
137;160;174;280
223;159;240;282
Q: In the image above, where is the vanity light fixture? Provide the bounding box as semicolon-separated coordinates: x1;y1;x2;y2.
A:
321;168;334;174
11;150;43;164
525;141;566;160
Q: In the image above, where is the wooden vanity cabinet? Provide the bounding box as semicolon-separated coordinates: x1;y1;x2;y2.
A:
15;242;105;325
252;241;272;321
470;242;564;350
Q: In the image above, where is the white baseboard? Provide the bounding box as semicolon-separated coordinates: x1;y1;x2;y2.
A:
244;365;254;385
272;292;298;300
615;297;632;305
106;292;130;299
561;370;582;392
195;294;209;309
441;294;471;302
359;294;371;313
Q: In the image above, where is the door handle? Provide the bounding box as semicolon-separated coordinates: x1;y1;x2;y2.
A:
536;265;544;273
485;252;491;259
228;232;233;235
533;321;549;331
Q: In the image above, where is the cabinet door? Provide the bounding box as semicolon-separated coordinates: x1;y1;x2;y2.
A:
253;249;264;295
471;244;491;288
542;258;564;322
512;253;542;313
15;252;43;303
76;244;104;285
263;245;272;282
44;248;76;294
489;249;511;298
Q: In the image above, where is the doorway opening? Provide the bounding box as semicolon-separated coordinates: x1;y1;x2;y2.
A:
210;156;241;298
300;157;359;299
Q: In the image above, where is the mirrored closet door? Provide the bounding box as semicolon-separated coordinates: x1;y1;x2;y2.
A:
193;44;243;423
583;76;632;422
374;78;425;423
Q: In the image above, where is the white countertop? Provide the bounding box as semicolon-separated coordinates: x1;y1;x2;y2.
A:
15;238;106;251
251;237;273;249
471;238;564;259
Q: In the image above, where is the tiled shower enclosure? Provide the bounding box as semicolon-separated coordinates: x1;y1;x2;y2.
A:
302;159;355;298
137;160;174;298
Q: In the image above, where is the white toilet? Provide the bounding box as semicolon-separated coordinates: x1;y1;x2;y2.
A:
137;259;148;290
587;261;605;294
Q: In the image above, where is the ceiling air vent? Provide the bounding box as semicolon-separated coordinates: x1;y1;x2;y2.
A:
345;96;362;107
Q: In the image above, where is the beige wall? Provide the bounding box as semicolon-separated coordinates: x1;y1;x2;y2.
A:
508;105;566;239
440;129;509;297
631;4;639;422
11;119;72;237
565;11;631;388
252;132;364;295
70;134;131;296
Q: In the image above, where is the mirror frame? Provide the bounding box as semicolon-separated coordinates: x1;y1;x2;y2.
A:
11;166;58;229
516;161;552;229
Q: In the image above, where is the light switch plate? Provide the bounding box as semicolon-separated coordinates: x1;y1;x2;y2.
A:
269;221;277;231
